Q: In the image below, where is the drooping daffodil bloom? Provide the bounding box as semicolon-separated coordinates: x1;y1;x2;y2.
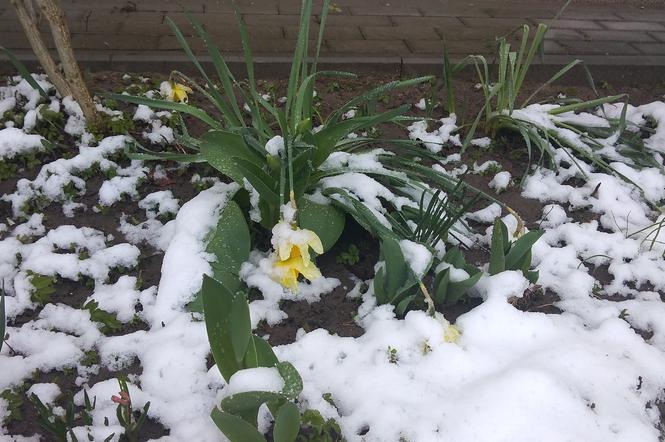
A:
160;80;192;103
273;246;322;291
434;312;460;343
270;219;324;291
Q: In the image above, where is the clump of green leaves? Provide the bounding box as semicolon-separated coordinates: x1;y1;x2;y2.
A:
298;409;343;442
28;271;57;306
1;388;24;422
432;247;482;308
0;159;17;181
30;391;97;442
488;219;543;283
113;377;150;442
203;276;310;442
80;350;99;367
86;113;135;138
35;106;65;143
454;24;661;187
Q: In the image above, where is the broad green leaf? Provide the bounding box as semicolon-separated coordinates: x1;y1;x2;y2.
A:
244;335;279;369
202;275;241;381
210;408;266;442
234;157;280;206
381;237;409;296
189;201;250;313
446;271;482;305
297;198;345;252
277;362;303;399
395;294;417;316
200;130;265;184
489;220;506;275
373;267;387;305
208;201;251;292
432;267;451;306
273;402;301;442
505;230;543;270
230;293;252;364
221;391;286;417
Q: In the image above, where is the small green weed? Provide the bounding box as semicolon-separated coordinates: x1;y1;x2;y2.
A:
336;244;359;266
28;271;57;306
84;300;122;334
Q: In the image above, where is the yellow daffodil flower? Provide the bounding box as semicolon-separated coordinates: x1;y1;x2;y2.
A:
270;221;324;291
276;229;323;269
167;82;192;103
273;247;322;291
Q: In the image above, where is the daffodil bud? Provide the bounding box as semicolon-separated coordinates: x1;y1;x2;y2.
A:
296;117;312;134
266;154;281;171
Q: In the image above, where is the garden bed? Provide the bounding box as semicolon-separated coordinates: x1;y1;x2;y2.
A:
1;69;665;442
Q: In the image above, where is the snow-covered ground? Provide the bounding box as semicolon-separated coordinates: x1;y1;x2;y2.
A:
1;75;665;441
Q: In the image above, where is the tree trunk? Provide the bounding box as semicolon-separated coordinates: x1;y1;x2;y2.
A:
35;0;99;126
9;0;73;97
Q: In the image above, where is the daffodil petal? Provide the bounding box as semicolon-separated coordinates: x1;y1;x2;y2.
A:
306;231;324;254
299;263;321;281
278;242;293;261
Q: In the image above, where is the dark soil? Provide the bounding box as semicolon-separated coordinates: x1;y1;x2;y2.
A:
2;68;665;440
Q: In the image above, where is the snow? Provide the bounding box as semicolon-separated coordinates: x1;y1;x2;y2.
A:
278;272;665;442
399;240;432;278
0;127;44;159
265;135;284;156
27;383;61;405
407;114;461;153
225;367;284;396
489;170;511;192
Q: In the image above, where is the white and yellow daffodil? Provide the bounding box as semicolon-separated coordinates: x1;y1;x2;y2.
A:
160;81;192;103
270;220;323;291
272;246;322;291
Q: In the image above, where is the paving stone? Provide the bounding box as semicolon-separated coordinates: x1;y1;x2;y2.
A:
557;40;640;56
545;29;588;41
284;25;362;40
327;39;410;55
242;14;301;26
560;7;621;21
346;1;422;17
362;25;440;40
166;12;236;28
582;30;657;43
633;42;665;55
599;20;665;31
389;16;464;28
651;32;665;43
324;15;392;27
460;17;537;28
535;19;603;30
204;0;278;14
71;33;161;51
614;9;665;22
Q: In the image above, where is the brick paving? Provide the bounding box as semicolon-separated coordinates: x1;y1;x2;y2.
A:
1;0;665;71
